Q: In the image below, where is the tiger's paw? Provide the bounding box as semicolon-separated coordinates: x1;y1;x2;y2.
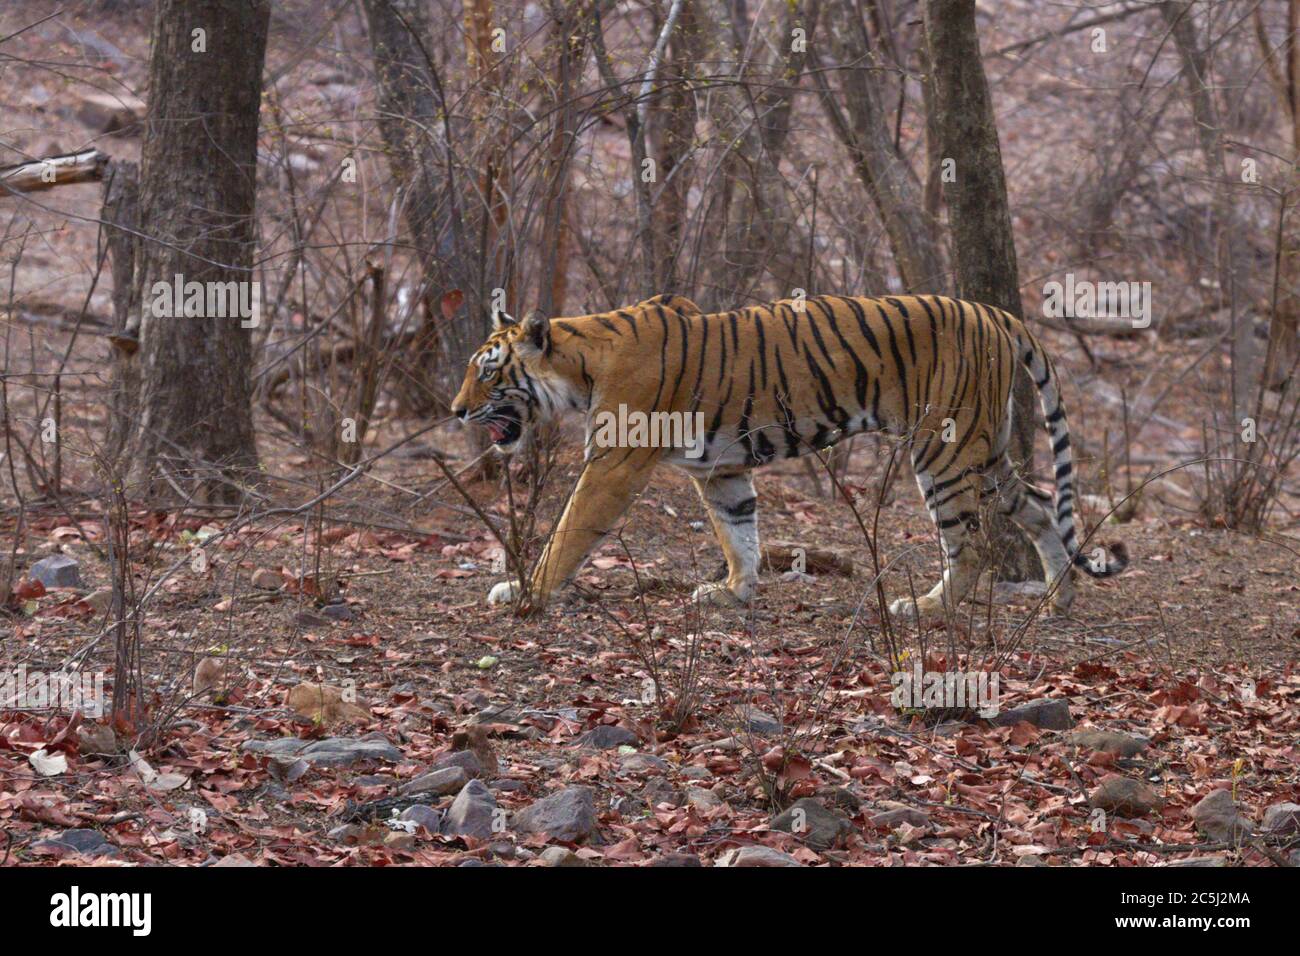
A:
487;579;521;606
691;581;753;607
888;595;942;618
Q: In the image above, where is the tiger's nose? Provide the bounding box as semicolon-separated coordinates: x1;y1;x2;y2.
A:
454;406;467;422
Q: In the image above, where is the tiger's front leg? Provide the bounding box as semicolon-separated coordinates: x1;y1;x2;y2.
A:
487;448;659;614
691;472;760;607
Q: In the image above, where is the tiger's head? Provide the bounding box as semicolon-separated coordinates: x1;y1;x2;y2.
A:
451;295;703;454
451;309;557;455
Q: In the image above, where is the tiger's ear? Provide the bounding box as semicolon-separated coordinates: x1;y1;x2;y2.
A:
637;293;702;315
492;309;517;332
518;309;550;354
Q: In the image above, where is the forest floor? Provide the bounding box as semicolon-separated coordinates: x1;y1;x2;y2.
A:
1;0;1298;868
2;345;1298;866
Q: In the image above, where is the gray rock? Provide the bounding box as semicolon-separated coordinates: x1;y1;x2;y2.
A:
819;787;863;813
685;786;725;811
441;780;499;841
512;785;597;843
397;805;442;833
30;554;82;589
1069;729;1148;757
321;603;355;622
432;750;483;778
741;707;782;736
1190;789;1251;842
990;698;1074;730
537;846;589;867
679;766;713;781
1089;775;1164;817
610;793;647;818
650;853;701;867
576;725;639;750
401;766;468;797
619;753;669;774
33;828;118;858
491;778;528;792
722;846;802;867
266;756;310;784
870;806;931;829
300;735;402;768
241;734;401;768
770;797;854;850
642;779;683;808
1262;802;1300;835
242;737;311;757
1163;855;1228;867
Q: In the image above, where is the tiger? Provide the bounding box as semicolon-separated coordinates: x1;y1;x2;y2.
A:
449;293;1127;617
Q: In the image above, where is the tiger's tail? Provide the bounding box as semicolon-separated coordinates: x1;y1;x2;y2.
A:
1013;323;1128;579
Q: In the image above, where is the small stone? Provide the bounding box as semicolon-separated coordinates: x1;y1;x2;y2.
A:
1262;802;1300;835
650;853;701;867
251;568;282;590
740;707;782;736
819;787;863;813
512;785;597;843
432;750;484;778
1016;854;1048;866
1089;775;1165;817
491;778;528;792
397;805;442;833
32;829;117;859
619;753;669;774
642;779;683;808
242;735;401;768
1069;728;1148;757
680;766;713;781
770;797;854;850
30;554;82;589
870;805;931;829
537;846;589;867
384;830;416;851
321;602;354;622
576;725;639;750
441;780;499;841
780;570;817;584
990;698;1074;730
401;766;468;797
1190;789;1251;842
721;845;802;867
685;786;725;811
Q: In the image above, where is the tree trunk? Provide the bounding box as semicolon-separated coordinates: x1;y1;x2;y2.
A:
121;0;269;503
813;1;944;293
102;160;141;466
363;0;474;415
1161;2;1256;411
924;0;1037;580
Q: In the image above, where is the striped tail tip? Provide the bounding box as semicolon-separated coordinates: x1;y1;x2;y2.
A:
1073;540;1129;578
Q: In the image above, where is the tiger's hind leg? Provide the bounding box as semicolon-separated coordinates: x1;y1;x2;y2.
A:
691;471;760;607
991;457;1075;614
889;469;983;618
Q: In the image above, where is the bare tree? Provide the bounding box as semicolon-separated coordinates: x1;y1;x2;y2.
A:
924;0;1037;578
115;0;270;502
813;0;944;293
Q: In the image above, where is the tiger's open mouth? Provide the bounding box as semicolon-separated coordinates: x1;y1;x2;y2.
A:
484;407;523;447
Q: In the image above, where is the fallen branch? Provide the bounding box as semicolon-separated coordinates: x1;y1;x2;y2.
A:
0;150;109;194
